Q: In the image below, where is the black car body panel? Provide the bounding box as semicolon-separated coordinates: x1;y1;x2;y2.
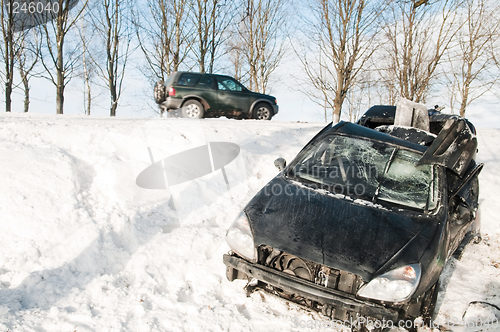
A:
223;105;481;326
418;118;478;177
246;175;440;282
358;105;476;135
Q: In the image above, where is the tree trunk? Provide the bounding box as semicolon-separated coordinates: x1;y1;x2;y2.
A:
110;82;117;116
459;52;474;117
22;77;29;113
83;53;91;115
199;52;205;73
332;95;342;124
332;69;345;124
5;82;11;112
4;15;14;113
56;12;65;114
81;17;91;115
5;41;13;113
332;110;340;124
56;80;64;114
86;79;91;115
110;100;117;116
460;83;469;117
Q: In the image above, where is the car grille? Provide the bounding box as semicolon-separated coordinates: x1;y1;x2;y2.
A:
258;245;363;296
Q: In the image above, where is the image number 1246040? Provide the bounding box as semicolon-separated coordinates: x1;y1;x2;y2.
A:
4;0;79;32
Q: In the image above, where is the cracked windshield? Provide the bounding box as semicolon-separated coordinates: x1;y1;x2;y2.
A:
290;135;437;210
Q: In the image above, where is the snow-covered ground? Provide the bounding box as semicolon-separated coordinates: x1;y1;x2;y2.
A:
0;113;498;331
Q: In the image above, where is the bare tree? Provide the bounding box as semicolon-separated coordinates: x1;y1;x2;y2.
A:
237;0;287;94
191;0;234;73
134;0;191;83
294;49;335;122
295;0;385;123
77;7;95;115
227;35;245;82
375;66;398;105
347;72;374;122
91;0;132;116
445;0;500;116
0;0;22;112
16;28;40;113
40;0;88;114
382;0;462;103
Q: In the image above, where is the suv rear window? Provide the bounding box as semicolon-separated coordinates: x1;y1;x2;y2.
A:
195;75;215;89
177;73;202;87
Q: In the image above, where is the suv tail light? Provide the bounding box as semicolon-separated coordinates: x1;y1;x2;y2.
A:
168;87;176;97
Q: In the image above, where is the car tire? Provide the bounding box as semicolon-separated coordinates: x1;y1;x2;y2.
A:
252;103;273;120
181;100;204;119
154;81;166;104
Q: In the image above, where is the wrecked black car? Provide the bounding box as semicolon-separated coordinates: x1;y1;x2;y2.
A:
223;101;482;331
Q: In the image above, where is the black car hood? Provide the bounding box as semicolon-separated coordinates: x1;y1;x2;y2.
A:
246;176;439;281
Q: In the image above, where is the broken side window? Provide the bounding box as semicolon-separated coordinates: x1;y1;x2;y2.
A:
377;149;436;210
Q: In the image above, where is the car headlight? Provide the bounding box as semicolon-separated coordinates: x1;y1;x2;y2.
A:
357;264;421;302
226;212;257;262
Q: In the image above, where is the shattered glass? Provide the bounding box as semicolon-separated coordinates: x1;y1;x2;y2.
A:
378;150;435;210
290;135;438;210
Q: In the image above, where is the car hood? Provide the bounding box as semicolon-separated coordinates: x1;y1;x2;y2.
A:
251;92;275;100
245;175;440;281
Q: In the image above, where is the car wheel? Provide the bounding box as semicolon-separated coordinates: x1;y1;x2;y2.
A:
253;103;273;120
181;100;204;119
154;81;166;104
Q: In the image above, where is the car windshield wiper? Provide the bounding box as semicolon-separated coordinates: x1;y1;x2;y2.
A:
373;148;398;203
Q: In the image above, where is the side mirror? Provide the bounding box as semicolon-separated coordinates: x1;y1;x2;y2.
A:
274;158;286;171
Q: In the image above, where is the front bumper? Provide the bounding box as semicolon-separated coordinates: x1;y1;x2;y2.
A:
223;254;400;323
272;104;279;115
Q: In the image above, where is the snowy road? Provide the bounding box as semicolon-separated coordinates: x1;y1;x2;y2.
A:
0;113;498;331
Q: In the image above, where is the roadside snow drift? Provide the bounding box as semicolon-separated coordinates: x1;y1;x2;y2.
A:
0;113;499;332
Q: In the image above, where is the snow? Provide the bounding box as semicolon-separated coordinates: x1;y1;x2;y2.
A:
0;113;498;331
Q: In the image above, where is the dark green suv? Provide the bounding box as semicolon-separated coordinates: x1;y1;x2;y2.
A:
154;72;279;120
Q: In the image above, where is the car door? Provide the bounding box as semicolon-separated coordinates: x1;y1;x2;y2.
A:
194;75;218;115
215;75;251;117
446;165;482;256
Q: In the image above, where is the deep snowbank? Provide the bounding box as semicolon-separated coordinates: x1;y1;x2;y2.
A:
0;113;498;331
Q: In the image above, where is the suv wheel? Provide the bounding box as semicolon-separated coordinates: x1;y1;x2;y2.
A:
253;103;273;120
182;100;204;119
154;81;166;104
